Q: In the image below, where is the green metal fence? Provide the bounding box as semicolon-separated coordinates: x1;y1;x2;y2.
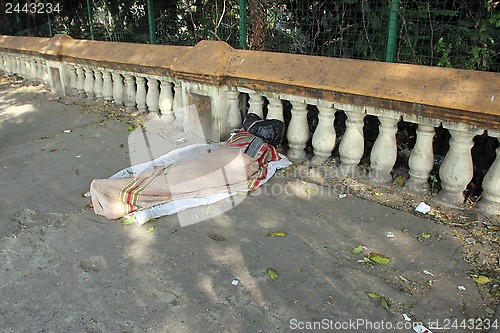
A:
1;0;498;72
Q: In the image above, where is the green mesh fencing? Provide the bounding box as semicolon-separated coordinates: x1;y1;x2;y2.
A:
1;0;498;71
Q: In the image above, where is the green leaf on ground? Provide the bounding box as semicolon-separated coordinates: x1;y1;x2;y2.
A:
472;275;490;284
380;297;390;311
266;268;279;280
366;292;380;298
421;232;431;238
266;231;287;237
126;125;134;131
351;245;363;255
146;226;155;233
205;205;213;215
367;252;391;264
394;175;405;186
121;216;135;225
305;187;317;195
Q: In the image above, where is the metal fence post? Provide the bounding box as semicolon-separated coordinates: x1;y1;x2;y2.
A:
147;0;157;44
14;0;23;36
45;0;53;37
385;0;400;62
239;0;247;49
86;0;95;40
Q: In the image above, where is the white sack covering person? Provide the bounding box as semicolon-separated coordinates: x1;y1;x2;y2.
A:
89;114;289;221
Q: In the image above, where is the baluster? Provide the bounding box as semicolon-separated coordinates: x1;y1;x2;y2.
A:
248;93;264;119
18;58;23;76
24;59;31;81
5;55;11;74
19;57;25;77
312;102;336;165
15;57;20;74
93;68;103;100
67;64;78;95
146;77;160;113
12;56;17;75
172;83;183;119
405;124;436;192
135;75;147;113
287;101;309;162
338;105;365;177
76;65;86;98
435;127;478;207
124;74;136;111
226;90;242;131
23;57;29;78
35;60;42;82
102;70;113;101
267;96;284;121
41;62;49;85
9;56;15;75
83;66;95;99
112;72;124;105
31;59;38;82
368;112;400;184
478;139;500;215
29;59;36;82
159;79;175;120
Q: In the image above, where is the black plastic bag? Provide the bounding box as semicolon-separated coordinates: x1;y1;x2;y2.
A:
241;113;285;147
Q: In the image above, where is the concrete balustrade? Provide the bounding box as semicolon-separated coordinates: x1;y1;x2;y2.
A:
172;83;183;121
367;108;401;184
146;77;160;113
478;133;500;215
83;66;95;99
312;101;337;165
404;116;440;193
266;96;284;122
435;124;484;207
159;79;175;120
112;72;124;105
287;100;310;162
76;65;85;98
93;68;103;100
67;64;78;95
124;74;136;111
338;104;366;178
226;89;242;131
1;35;499;216
135;75;147;113
102;70;113;101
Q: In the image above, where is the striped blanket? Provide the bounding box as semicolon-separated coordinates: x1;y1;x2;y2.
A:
90;131;282;220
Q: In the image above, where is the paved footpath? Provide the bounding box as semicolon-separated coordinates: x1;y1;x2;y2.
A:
0;79;498;333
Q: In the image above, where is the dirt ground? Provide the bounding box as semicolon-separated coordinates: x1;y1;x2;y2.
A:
0;76;498;333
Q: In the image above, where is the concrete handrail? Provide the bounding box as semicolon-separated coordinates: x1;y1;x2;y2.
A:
1;35;498;128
